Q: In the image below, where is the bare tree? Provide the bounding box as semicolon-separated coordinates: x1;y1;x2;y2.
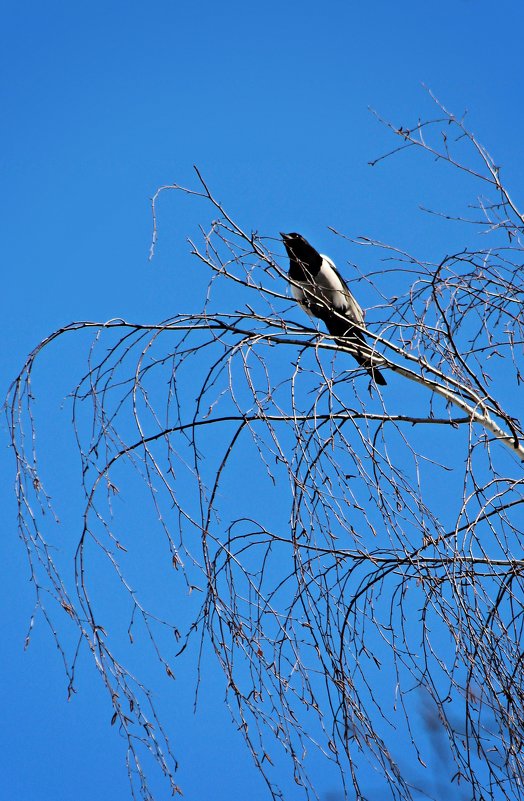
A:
6;95;524;801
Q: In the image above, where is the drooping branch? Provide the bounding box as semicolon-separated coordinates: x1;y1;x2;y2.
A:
5;95;524;801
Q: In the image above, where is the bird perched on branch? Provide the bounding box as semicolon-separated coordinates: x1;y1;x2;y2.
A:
281;232;387;385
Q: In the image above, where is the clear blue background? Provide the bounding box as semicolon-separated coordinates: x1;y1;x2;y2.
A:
2;2;524;800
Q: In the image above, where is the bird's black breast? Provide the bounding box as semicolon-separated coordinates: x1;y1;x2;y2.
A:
282;233;323;281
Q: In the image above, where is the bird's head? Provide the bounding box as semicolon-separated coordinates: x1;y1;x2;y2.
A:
281;231;308;249
280;232;321;270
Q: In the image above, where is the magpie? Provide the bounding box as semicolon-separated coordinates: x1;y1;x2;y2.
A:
281;232;387;385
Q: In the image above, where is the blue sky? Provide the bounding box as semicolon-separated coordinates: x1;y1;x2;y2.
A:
3;2;524;800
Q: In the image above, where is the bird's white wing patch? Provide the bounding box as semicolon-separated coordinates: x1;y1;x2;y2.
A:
317;256;365;323
289;254;365;326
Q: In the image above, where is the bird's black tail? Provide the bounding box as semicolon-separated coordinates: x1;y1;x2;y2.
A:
349;348;387;386
323;316;387;386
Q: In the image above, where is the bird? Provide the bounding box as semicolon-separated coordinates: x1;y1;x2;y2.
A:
281;232;387;385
